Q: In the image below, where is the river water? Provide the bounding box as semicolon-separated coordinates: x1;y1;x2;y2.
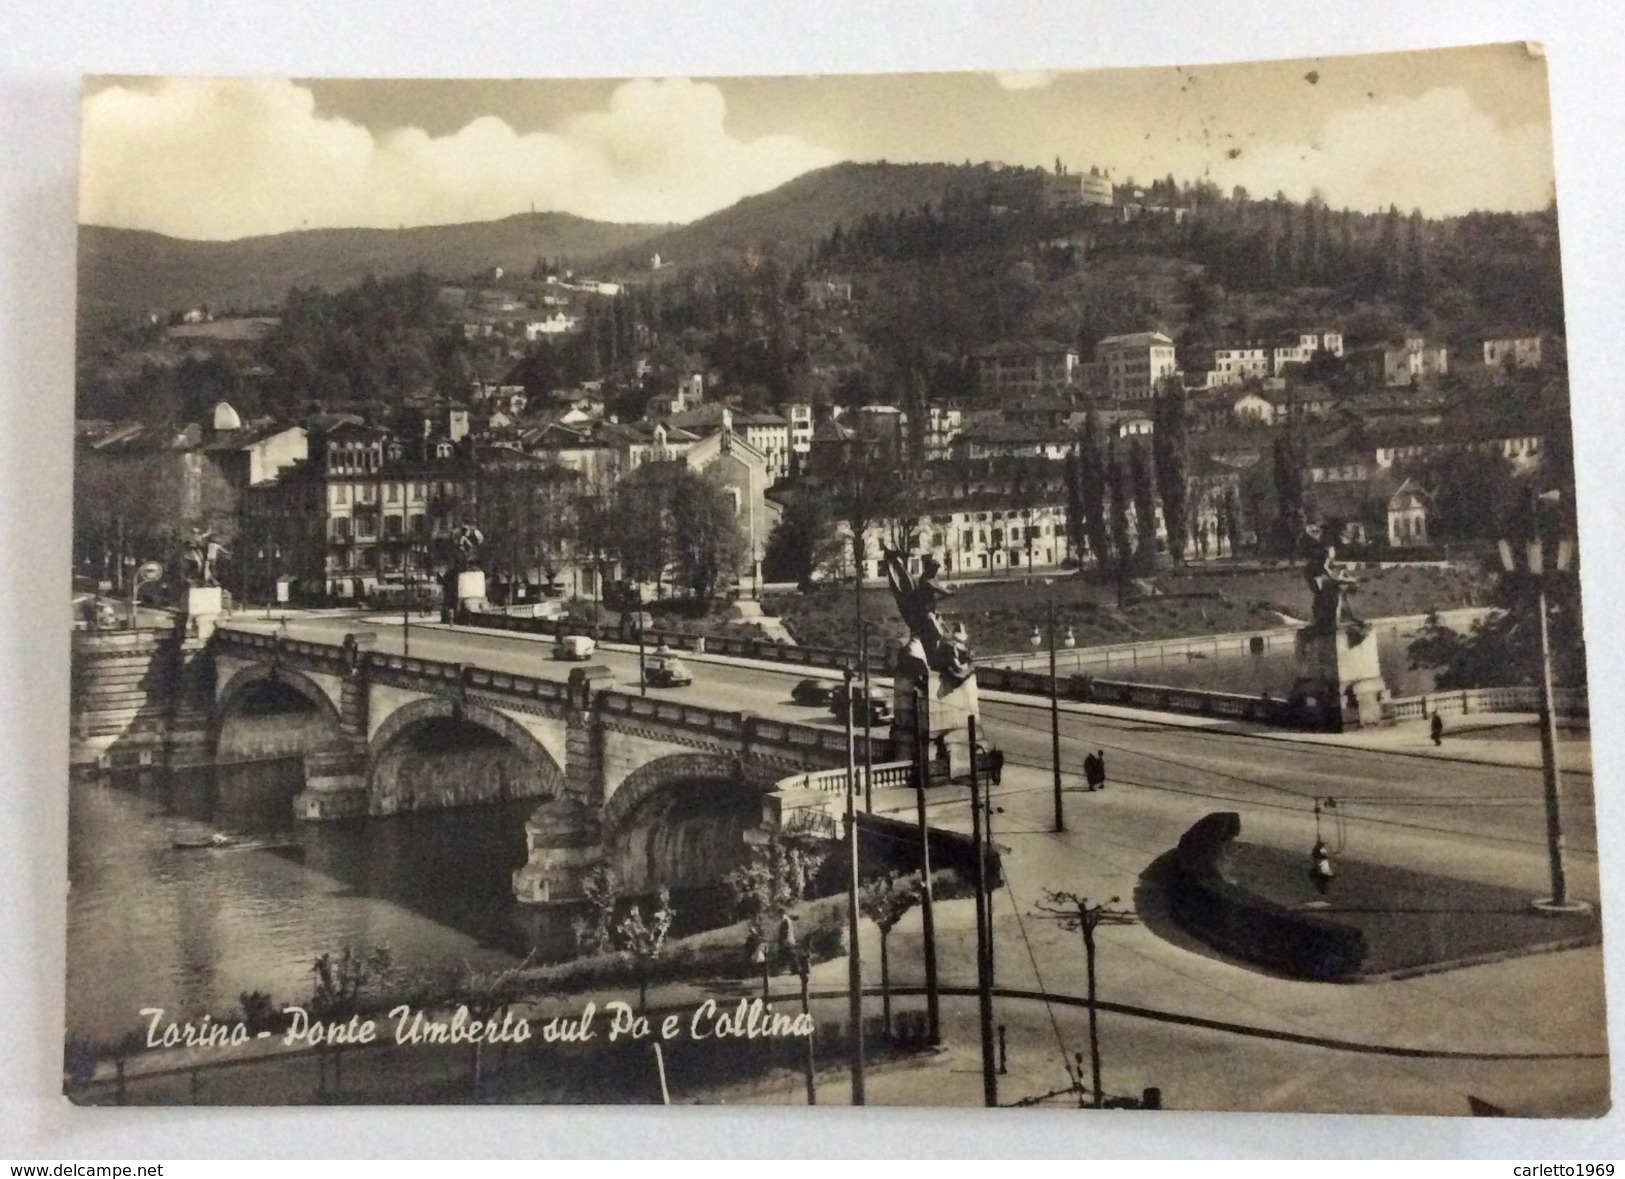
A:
66;761;572;1045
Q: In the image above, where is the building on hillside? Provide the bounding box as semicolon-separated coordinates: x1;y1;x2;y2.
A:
1210;345;1271;387
665;404;793;483
783;402;815;471
1482;334;1544;370
1271;331;1344;376
524;312;580;340
973;340;1080;399
924;405;965;460
949;420;1077;462
803;277;854;308
1385;479;1431;548
1360;336;1449;387
1095;331;1179;400
1230;391;1274;426
1079;167;1113;206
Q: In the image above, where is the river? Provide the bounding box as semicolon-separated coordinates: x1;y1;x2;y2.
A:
67;761;568;1046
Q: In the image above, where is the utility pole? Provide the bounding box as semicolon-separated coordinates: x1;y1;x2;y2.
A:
842;665;866;1104
1499;499;1584;914
913;679;941;1045
968;716;998;1107
860;624;874;813
1048;598;1064;833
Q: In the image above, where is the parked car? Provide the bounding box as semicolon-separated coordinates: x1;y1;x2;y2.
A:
830;684;893;726
553;635;596;661
642;654;693;688
791;678;837;706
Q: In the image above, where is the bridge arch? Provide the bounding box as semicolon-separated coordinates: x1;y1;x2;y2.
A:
214;664;345;763
368;695;565;816
602;752;767;895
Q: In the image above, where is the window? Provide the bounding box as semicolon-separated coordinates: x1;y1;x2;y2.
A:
355;514;376;540
330;518;351;542
386;483;400;504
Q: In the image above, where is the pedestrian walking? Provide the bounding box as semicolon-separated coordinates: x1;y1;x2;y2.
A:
1093;749;1107;791
1082;753;1097;791
1430;712;1444;746
1310;839;1335;897
988;747;1005;786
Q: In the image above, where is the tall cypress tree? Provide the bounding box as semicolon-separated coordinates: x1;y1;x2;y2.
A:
1152;380;1190;564
1079;410;1111;577
1108;438;1134;604
1128;437;1159;571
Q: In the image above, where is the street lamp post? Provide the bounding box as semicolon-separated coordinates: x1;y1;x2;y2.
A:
1498;516;1584;913
635;586;648;697
967;715;998;1108
859;621;877;813
1029;589;1068;834
841;664;866;1104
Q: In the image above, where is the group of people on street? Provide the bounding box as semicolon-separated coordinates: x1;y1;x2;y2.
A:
973;743;1109;791
1083;749;1107;791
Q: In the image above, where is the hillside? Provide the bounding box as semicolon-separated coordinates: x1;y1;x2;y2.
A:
592;161;974;272
77;213;668;327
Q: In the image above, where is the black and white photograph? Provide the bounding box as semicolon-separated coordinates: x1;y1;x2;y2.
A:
58;45;1607;1117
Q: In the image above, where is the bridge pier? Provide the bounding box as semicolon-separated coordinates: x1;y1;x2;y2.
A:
294;743;371;821
512;796;602;904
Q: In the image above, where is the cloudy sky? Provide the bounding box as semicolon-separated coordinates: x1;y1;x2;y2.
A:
80;43;1555;241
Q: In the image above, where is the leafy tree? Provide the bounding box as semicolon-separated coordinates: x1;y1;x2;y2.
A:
763;491;842;589
306;944;394;1096
858;871;922;1037
669;468;749;600
571;864;620;956
616;888;676;1012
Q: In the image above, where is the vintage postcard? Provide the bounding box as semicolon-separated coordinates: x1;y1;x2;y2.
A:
66;45;1605;1114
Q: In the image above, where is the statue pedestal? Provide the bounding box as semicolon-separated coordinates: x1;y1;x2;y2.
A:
893;667;981;780
1292;625;1386;731
183;585;224;641
456;569;487;615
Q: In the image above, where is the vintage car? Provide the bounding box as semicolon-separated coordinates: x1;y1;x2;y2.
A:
790;677;838;706
553;635;596;661
642;654;694;688
829;683;894;726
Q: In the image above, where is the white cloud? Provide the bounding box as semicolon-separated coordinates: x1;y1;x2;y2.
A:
993;71;1057;91
1215;87;1554;215
80;77;841;239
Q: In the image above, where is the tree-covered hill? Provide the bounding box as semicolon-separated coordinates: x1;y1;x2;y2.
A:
77;213;668;329
590;161;976;272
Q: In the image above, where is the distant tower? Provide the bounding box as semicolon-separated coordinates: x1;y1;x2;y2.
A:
211;400;242;435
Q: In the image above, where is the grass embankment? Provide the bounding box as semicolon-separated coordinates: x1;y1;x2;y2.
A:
764;564;1490;658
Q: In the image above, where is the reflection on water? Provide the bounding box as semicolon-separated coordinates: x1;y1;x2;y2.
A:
67;760;741;1045
68;761;543;1044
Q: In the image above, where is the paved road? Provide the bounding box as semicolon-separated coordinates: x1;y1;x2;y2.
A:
218;612;1607;1113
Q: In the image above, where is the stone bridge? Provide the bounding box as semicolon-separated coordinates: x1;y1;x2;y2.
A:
209;627;859;906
